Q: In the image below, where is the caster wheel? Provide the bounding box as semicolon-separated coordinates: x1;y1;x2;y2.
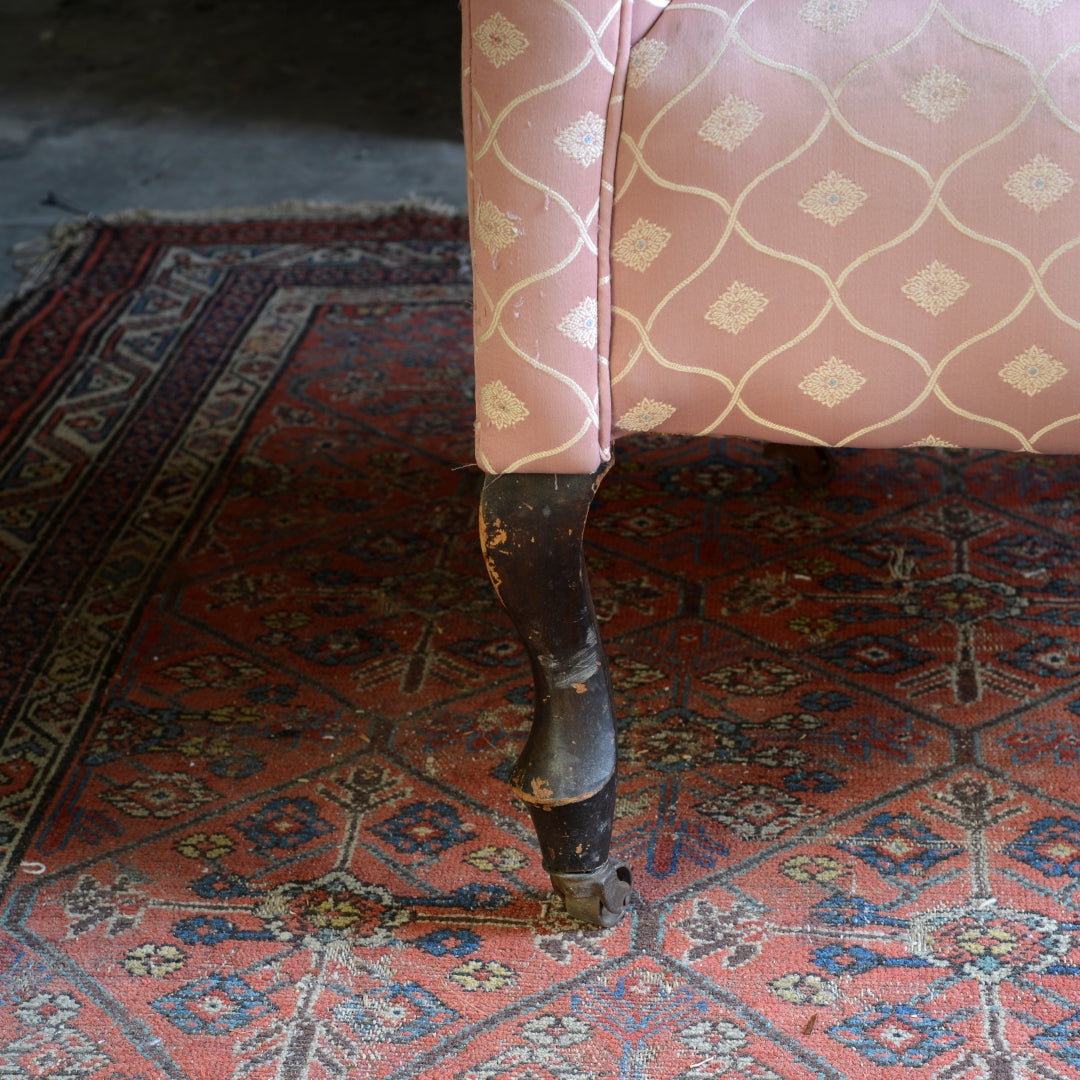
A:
551;861;633;928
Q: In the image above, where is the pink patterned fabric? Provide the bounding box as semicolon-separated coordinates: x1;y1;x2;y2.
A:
463;0;1080;473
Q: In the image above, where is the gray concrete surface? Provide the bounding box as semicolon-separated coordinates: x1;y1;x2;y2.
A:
0;0;466;301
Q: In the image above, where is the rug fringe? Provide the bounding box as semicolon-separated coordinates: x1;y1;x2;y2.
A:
4;198;467;318
96;196;467;225
8;218;97;308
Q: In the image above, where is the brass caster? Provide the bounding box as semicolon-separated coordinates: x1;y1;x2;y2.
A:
550;861;632;928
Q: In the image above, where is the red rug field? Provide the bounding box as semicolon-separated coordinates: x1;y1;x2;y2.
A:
2;208;1080;1079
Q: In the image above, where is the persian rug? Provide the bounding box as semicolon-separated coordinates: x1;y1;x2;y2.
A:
3;207;1080;1080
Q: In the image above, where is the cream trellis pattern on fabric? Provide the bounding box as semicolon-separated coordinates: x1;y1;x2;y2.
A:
465;0;1080;472
608;0;1080;453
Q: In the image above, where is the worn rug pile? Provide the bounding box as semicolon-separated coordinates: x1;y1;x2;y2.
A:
3;208;1080;1079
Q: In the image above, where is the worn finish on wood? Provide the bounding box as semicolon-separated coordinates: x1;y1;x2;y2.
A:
479;465;632;925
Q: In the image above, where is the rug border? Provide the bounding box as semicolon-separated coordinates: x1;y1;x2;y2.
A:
0;211;473;892
3;197;468;320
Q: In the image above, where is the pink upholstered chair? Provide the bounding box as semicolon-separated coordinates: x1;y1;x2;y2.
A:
462;0;1080;925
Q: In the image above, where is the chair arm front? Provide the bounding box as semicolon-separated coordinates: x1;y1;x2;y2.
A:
463;0;632;474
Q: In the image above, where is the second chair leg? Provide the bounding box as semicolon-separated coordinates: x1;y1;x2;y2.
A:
479;465;631;927
763;442;836;485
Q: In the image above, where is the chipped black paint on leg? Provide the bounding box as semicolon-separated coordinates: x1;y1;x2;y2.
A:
478;464;631;925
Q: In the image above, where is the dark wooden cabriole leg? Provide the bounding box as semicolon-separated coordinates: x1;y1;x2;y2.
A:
479;464;632;927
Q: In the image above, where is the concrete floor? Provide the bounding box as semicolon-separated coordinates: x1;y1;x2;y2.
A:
0;0;467;302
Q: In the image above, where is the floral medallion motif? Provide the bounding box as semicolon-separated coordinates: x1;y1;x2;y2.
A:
465;845;529;873
626;39;668;89
705;281;769;334
907;435;959;447
1011;0;1064;13
3;994;112;1076
616;397;676;432
1005;155;1074;212
335;983;460;1046
60;872;149;938
629;709;753;773
16;991;83;1030
98;771;218;819
903;66;971;123
901;572;1025;625
478;379;529;430
902;260;970;316
163;653;265;689
999;345;1067;396
175;831;234;860
909;906;1074;984
704;658;806;696
698;96;765;152
695;783;820;841
781;854;846;884
463;1017;600;1079
1000;715;1080;765
829;1002;965;1066
799;171;868;226
370;800;472;855
799;0;868;34
152;973;275;1036
612;218;671;273
448;959;517;992
799;356;866;407
840;812;964;877
237;795;333;852
1007;816;1080;877
124;942;187;977
254;870;410;955
558;296;599;348
472;12;529;69
572;965;752;1072
554;112;606;167
474;199;519;256
771;972;840;1006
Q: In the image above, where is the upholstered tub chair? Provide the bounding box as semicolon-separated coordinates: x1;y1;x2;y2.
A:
461;0;1080;925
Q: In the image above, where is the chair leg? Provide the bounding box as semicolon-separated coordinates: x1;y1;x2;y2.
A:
479;464;632;927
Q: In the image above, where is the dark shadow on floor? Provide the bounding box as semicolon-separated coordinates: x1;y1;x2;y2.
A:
0;0;463;140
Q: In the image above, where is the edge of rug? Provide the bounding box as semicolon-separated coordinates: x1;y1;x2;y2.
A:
94;195;467;225
3;197;467;320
